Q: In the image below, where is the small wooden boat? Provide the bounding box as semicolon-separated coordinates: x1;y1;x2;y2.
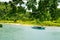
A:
32;26;45;30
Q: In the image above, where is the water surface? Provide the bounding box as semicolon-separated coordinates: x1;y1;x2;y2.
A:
0;24;60;40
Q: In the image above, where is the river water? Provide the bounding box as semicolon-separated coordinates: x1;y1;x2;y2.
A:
0;24;60;40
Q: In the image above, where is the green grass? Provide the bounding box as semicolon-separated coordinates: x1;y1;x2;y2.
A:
0;20;60;26
40;21;60;26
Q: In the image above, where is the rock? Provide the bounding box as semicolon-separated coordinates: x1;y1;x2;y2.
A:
0;24;2;28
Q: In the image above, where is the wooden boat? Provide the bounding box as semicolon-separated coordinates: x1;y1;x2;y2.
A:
32;26;45;30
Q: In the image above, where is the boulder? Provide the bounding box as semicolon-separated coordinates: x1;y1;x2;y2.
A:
0;24;2;27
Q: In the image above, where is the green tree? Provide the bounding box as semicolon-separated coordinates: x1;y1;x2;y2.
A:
37;0;51;21
26;0;37;12
49;0;58;20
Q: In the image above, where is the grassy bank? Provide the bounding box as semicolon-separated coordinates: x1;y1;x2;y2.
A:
0;20;60;26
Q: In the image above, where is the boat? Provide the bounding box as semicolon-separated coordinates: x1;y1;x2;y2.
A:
32;26;45;30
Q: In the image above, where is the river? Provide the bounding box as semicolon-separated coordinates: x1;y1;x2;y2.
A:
0;24;60;40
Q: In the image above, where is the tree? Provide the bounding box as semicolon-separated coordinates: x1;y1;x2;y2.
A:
49;0;58;20
37;0;51;21
26;0;37;11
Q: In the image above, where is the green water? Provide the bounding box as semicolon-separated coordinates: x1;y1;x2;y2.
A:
0;24;60;40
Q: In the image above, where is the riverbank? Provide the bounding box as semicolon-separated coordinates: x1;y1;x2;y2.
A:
0;20;60;27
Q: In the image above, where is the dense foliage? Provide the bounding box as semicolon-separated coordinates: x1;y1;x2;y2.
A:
0;0;60;23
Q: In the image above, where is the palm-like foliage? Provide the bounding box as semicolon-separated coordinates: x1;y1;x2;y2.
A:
26;0;37;10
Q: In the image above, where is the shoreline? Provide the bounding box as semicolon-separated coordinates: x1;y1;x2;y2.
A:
0;20;60;27
0;22;60;27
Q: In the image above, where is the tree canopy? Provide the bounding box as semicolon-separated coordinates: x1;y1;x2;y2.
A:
0;0;59;22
